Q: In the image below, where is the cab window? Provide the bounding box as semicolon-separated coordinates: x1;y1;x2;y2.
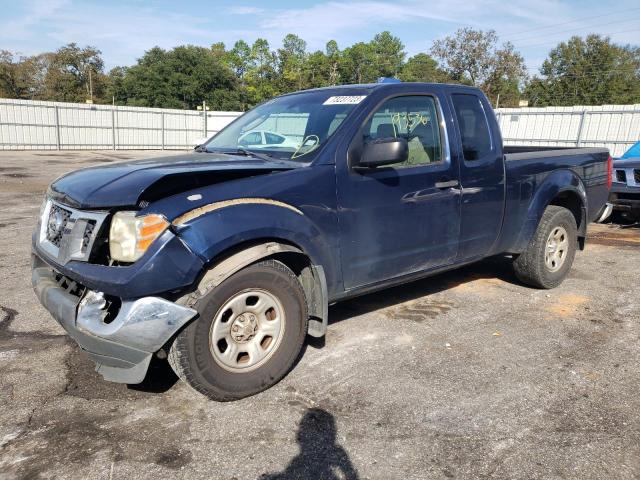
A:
363;96;443;167
451;94;493;161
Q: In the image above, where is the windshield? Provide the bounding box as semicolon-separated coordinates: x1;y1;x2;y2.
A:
203;89;370;161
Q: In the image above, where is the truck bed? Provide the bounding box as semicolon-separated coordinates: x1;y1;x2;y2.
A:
503;145;608;159
494;146;610;255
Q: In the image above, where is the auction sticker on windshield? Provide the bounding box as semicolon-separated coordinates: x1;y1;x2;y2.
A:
323;95;367;105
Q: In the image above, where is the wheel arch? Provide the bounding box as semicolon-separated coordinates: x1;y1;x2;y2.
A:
178;239;329;338
513;169;588;253
548;189;587;249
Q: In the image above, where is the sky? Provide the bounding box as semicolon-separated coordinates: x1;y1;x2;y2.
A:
1;0;639;75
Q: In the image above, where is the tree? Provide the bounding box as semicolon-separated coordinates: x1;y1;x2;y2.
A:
110;45;243;110
0;51;47;99
227;40;252;81
370;31;405;78
524;35;640;106
340;42;376;84
431;28;527;106
245;38;279;104
326;40;341;85
41;43;108;102
399;53;449;83
305;50;330;88
484;42;527;107
278;34;308;91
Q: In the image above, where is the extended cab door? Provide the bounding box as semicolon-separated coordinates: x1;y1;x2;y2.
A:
336;92;461;290
449;92;506;260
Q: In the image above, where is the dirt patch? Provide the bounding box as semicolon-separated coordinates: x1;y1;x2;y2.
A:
588;225;640;247
64;346;178;401
34;152;80;157
546;294;590;317
386;298;454;322
46;159;73;165
2;173;32;178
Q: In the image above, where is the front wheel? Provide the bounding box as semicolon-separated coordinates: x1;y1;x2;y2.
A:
169;260;308;401
513;205;578;289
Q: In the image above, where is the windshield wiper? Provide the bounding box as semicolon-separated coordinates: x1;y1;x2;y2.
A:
224;148;275;161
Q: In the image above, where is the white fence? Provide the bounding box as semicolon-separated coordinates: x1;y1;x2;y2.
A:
495;104;640;157
0;98;241;150
1;98;639;156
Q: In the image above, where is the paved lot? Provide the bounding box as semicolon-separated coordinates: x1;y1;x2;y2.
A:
0;151;639;480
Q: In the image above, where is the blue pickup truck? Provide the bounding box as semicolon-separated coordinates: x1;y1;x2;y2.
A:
32;82;611;400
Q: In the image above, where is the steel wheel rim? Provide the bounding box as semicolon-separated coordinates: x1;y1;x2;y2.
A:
209;289;286;372
545;226;569;272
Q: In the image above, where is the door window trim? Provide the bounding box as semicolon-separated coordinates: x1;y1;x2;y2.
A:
450;93;495;166
349;93;452;172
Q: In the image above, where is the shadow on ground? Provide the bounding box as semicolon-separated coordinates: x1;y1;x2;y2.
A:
328;256;521;325
260;408;359;480
63;256;522;394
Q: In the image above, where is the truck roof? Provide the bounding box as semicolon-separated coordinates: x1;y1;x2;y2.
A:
279;82;480;97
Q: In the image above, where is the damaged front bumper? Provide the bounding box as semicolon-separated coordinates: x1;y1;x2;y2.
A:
31;255;197;384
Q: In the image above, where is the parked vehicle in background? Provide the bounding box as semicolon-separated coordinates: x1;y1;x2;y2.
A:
238;130;300;150
608;141;640;223
32;81;611;401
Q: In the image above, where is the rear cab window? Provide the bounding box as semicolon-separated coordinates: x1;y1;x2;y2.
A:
451;93;493;161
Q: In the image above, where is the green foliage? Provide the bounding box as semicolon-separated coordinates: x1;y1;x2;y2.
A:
109;45;242;110
1;44;107;102
524;35;640;106
431;28;527;107
2;31;637;110
399;53;449;83
41;43;108;102
0;50;46;99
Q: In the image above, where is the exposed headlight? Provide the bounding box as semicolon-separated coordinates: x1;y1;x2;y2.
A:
109;211;169;262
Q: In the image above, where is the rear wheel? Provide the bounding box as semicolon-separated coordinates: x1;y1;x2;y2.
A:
513;205;577;289
169;260;308;401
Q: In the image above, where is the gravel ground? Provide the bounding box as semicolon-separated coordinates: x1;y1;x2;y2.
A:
0;151;639;480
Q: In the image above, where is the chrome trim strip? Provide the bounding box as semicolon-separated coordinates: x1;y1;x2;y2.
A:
173;198;303;225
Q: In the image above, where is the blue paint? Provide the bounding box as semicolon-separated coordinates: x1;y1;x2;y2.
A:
38;82;610;303
620;141;640;160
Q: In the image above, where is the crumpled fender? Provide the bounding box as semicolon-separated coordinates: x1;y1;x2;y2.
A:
172;201;340;298
170;200;336;337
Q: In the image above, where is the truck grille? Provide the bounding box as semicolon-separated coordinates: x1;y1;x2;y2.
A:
616;170;627;183
635;169;640;184
46;204;72;247
53;270;87;299
82;220;97;252
38;199;108;265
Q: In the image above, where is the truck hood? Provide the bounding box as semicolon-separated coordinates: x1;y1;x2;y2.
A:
49;152;299;209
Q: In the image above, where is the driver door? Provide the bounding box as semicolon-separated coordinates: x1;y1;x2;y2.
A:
336;94;461;290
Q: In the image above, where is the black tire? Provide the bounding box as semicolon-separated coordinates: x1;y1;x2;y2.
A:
513;205;577;289
169;259;308;401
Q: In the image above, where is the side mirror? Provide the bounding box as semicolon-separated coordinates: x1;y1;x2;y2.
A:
357;137;408;168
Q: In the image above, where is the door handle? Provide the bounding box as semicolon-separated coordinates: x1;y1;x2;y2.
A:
434;179;459;189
